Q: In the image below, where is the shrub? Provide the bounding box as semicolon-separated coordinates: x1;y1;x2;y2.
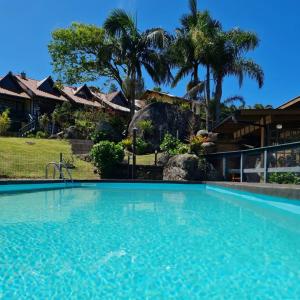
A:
160;133;188;155
38;114;50;132
0;109;11;135
36;131;48;139
137;120;154;138
91;141;124;178
136;137;151;155
269;173;300;184
121;138;132;151
189;135;207;156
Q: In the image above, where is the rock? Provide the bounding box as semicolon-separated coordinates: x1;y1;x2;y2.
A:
197;130;208;137
157;152;171;167
163;154;200;181
198;157;221;181
63;126;82;139
128;102;201;148
202;142;216;154
207;132;218;142
95;120;123;142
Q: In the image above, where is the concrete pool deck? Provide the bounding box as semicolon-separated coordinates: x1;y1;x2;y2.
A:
208;182;300;200
0;179;300;200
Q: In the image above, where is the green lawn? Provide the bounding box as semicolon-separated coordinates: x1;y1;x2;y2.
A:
124;152;161;165
0;137;98;179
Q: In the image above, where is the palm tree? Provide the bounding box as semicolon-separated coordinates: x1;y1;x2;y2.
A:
104;9;172;117
171;0;221;130
210;29;264;124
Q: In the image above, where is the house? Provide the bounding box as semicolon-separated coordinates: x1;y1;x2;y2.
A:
0;72;133;132
213;96;300;148
140;89;202;115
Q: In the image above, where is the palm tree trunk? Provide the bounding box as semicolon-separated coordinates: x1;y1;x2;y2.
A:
205;65;211;131
129;73;136;119
215;73;223;125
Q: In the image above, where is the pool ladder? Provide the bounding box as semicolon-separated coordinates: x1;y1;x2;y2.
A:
45;162;73;182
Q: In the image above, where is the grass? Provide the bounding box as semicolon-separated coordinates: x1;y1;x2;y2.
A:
0;137;98;179
124;152;161;165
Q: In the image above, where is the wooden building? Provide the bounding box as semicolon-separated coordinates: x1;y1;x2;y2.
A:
0;72;133;131
213;97;300;148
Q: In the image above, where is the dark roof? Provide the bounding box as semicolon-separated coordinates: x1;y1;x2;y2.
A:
213;109;300;134
16;75;69;102
0;73;31;100
141;89;190;103
277;95;300;109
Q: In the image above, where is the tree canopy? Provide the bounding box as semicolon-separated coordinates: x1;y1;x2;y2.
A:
48;0;265;127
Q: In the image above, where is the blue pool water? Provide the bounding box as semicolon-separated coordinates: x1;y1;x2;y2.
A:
1;183;300;299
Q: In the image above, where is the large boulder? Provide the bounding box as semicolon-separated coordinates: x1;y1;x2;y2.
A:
63;126;83;139
163;154;200;181
128;102;201;148
163;154;221;181
95;120;123;142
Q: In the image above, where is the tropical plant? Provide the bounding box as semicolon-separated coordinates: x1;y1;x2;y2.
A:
121;137;132;151
137;120;154;138
269;173;300;184
36;131;48;139
171;0;221;130
49;13;171;119
91;141;124;178
189;135;207;155
135;138;151;155
0;109;11;135
160;133;188;155
208;29;264;124
38;114;50;133
172;0;264;128
51;102;74;131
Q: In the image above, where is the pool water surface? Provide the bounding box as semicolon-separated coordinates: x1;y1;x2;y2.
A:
0;183;300;299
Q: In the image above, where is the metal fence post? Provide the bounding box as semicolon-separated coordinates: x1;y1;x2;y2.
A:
132;128;137;179
240;153;244;182
59;152;63;179
222;156;227;180
263;149;268;183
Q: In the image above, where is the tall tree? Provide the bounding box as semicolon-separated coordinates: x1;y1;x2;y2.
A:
171;0;221;130
49;15;171;118
104;9;172;116
209;29;264;124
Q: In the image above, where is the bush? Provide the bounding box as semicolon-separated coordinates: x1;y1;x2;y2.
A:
160;133;188;155
36;131;48;139
38;114;50;132
121;138;132;151
269;173;300;184
189;135;207;156
0;109;11;135
91;141;124;178
136;138;151;155
137;120;154;138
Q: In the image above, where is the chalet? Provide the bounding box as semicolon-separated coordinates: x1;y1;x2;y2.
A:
0;72;133;132
213;96;300;148
140;89;202;115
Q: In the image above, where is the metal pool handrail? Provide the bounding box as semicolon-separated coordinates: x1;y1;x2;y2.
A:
45;162;73;182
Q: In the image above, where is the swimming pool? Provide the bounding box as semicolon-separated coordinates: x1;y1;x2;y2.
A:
1;182;300;299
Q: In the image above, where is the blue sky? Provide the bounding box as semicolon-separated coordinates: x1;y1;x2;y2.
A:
0;0;299;107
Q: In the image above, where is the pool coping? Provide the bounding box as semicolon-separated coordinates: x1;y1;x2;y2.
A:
207;181;300;200
0;179;300;200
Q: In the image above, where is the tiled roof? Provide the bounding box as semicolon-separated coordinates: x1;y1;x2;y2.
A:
15;75;68;102
0;72;130;112
63;86;102;108
93;92;130;112
0;75;31;100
